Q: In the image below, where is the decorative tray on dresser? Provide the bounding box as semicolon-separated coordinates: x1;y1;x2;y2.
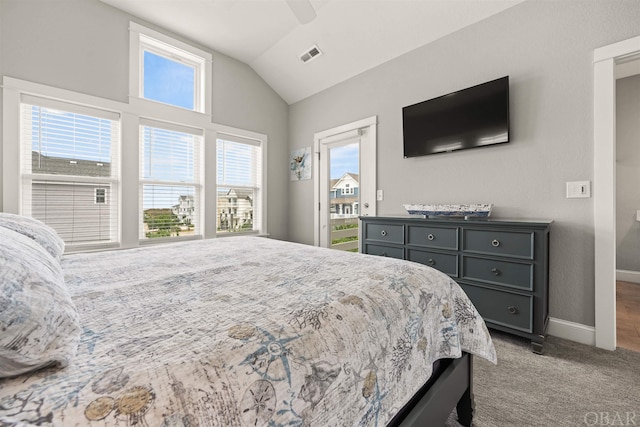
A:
359;216;552;354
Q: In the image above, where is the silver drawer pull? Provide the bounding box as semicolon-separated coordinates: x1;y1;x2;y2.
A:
427;258;435;266
427;233;435;241
507;306;518;315
381;230;387;237
491;239;500;247
491;268;501;276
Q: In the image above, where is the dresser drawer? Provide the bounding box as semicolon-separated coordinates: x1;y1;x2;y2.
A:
462;229;534;259
462;256;533;291
460;283;533;333
407;225;458;250
364;244;404;260
407;249;458;277
364;223;404;244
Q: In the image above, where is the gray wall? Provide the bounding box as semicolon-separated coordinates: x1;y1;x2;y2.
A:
616;74;640;272
288;0;640;326
0;0;289;240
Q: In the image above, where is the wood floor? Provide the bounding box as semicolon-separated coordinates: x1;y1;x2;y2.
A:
617;280;640;352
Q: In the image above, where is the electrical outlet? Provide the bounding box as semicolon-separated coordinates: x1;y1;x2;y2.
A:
566;181;591;198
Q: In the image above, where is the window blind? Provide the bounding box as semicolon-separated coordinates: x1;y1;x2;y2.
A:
20;97;120;248
216;134;262;234
140;121;202;240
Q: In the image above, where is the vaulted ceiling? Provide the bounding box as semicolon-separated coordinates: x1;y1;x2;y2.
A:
100;0;524;104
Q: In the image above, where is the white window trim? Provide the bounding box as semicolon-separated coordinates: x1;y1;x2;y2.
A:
129;21;212;115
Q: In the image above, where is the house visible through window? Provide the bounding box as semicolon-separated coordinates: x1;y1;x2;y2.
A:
216;135;263;234
140;120;202;240
20;95;120;247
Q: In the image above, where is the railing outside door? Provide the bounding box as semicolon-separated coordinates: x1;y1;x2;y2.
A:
330;216;358;252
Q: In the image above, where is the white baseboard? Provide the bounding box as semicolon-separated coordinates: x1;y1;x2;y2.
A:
547;317;596;346
616;269;640;284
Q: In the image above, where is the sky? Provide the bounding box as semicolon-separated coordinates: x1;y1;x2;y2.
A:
330;142;359;180
143;51;195;110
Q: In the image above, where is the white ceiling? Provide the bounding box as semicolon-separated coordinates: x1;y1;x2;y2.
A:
100;0;525;104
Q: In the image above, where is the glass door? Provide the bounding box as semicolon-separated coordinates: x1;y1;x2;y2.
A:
315;116;377;250
325;141;360;251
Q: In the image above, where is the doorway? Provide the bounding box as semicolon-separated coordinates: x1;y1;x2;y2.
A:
614;61;640;352
320;139;360;250
593;35;640;350
313;116;377;249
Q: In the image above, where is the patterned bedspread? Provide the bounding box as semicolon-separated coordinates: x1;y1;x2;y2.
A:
0;236;496;426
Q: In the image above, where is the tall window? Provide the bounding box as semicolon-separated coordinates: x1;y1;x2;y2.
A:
216;135;263;234
20;95;120;248
140;120;202;240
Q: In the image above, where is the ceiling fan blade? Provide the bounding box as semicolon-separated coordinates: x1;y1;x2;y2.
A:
286;0;316;24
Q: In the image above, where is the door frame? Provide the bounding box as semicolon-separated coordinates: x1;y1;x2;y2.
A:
313;116;377;247
593;35;640;350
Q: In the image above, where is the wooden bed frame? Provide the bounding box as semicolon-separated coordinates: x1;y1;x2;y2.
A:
389;352;474;427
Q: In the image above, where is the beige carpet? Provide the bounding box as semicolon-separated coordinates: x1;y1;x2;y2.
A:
446;331;640;426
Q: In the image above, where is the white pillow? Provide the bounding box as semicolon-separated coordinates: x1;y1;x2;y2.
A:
0;227;80;378
0;213;65;260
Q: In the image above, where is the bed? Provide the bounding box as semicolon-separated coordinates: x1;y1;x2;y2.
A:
0;215;496;427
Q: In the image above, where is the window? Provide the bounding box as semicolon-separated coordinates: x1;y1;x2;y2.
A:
140;120;202;240
216;134;263;234
130;22;211;113
20;95;120;248
7;30;264;251
95;188;107;204
141;39;198;110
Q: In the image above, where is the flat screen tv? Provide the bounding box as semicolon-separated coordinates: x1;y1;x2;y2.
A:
402;76;509;158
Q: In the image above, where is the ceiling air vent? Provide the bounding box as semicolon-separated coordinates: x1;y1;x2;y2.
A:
300;45;322;63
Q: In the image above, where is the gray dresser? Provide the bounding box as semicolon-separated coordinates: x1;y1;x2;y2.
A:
360;216;552;353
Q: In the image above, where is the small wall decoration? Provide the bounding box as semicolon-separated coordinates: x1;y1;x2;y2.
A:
290;147;311;181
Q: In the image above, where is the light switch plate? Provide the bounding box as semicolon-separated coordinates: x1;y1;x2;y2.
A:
566;181;591;198
376;190;384;201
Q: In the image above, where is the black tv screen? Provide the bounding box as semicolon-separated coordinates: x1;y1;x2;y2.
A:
402;76;509;158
